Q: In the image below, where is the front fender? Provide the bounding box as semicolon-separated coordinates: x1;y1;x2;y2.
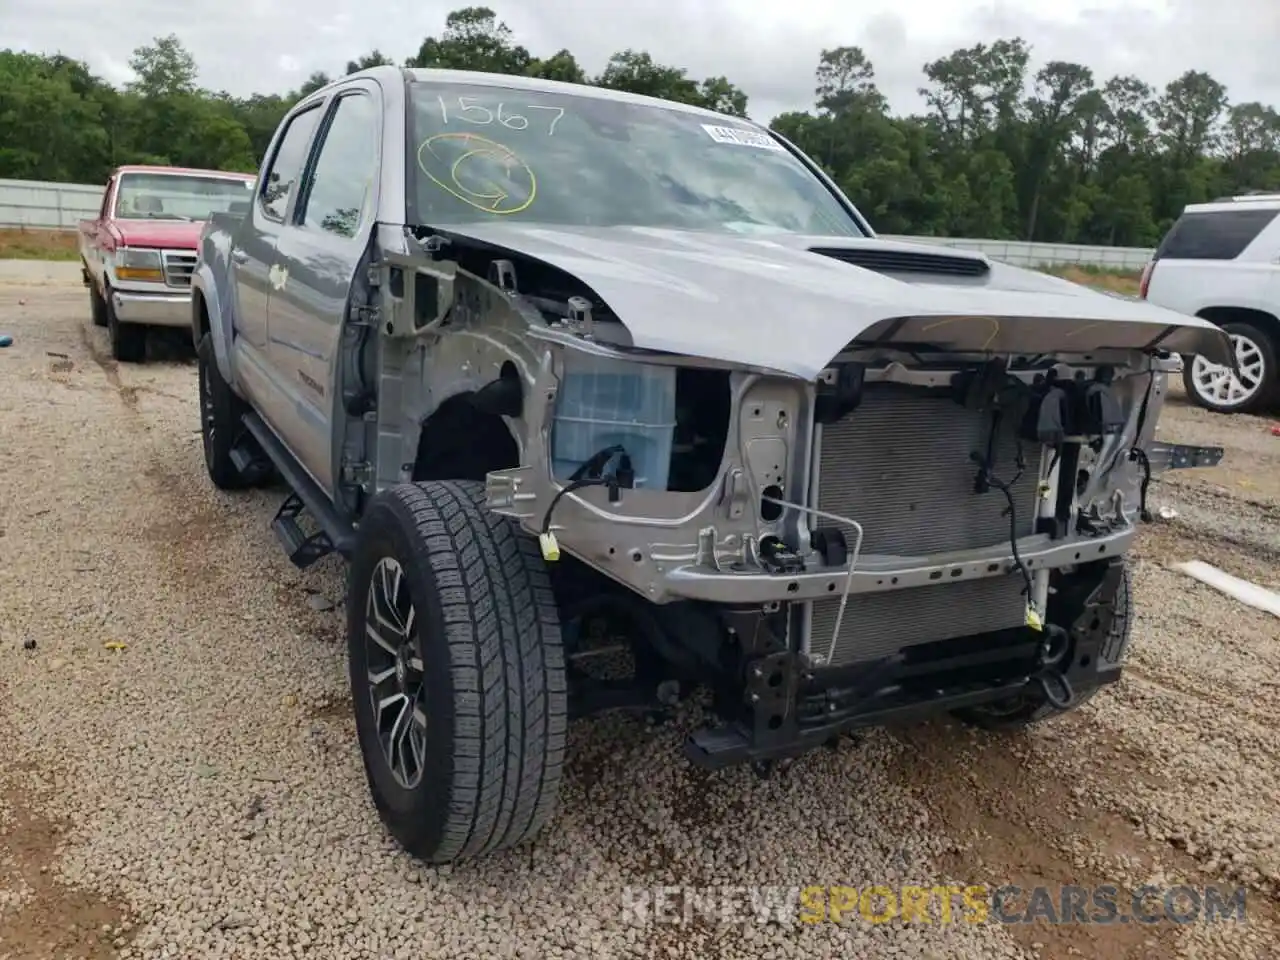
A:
192;220;240;390
191;267;235;388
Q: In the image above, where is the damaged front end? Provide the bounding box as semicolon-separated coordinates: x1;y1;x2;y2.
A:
378;227;1227;771
497;343;1220;768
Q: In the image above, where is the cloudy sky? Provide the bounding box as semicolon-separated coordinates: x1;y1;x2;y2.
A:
4;0;1279;123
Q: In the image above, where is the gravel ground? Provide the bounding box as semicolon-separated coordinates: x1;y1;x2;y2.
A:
2;274;1279;960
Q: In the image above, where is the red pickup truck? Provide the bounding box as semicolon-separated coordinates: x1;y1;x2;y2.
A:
79;165;257;362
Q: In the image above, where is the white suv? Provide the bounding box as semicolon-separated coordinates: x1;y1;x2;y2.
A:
1141;193;1280;413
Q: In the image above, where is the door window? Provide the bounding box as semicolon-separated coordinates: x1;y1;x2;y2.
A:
298;93;380;239
260;105;323;222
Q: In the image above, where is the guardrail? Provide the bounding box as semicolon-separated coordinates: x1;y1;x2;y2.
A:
0;177;1156;269
881;235;1153;270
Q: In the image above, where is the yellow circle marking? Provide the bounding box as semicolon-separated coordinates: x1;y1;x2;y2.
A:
920;315;1003;351
417;132;536;215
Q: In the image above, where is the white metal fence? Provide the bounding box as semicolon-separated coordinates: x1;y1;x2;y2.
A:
0;178;103;230
0;176;1156;269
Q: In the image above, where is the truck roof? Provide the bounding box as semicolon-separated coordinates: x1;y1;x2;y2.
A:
328;64;761;126
113;165;256;180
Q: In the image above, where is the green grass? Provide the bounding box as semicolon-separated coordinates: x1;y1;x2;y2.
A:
1038;263;1142;296
0;228;81;262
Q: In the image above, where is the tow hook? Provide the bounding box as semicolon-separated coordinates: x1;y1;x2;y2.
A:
1031;625;1075;709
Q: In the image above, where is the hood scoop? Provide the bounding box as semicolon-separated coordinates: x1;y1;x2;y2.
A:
810;245;990;279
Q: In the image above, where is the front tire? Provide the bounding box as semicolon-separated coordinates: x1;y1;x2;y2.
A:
89;281;108;328
105;284;147;363
954;562;1132;731
347;480;567;864
1182;320;1277;414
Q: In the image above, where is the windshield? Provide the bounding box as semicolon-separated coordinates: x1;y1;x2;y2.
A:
114;173;256;221
406;82;862;237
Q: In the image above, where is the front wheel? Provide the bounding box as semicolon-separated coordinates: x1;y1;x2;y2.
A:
88;281;108;328
105;284;147;363
196;333;255;490
1182;321;1277;414
953;562;1132;731
347;480;567;864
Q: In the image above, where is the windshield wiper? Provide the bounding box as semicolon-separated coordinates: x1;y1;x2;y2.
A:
146;213;193;222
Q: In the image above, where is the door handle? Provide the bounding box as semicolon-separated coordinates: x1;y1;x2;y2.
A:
231;249;249;264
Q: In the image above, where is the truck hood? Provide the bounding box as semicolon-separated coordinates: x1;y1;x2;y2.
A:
433;223;1232;379
111;219;205;250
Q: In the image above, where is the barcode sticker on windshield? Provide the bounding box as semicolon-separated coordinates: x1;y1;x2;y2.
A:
701;124;782;150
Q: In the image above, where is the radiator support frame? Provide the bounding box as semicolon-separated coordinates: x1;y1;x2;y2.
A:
684;557;1128;770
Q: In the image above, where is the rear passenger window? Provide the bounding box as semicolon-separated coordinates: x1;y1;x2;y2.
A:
300;93;380;239
1155;209;1279;260
260;105;323;222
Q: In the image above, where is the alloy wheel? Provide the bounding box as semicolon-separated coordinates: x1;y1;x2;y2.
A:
1190;332;1267;407
364;557;428;789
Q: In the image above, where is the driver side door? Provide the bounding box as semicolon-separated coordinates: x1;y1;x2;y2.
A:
267;83;383;492
230;100;326;425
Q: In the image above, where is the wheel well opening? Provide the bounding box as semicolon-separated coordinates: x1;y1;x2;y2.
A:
1195;306;1280;344
412;393;519;483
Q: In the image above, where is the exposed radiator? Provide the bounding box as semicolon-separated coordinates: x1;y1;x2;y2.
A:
809;576;1030;665
807;384;1041;666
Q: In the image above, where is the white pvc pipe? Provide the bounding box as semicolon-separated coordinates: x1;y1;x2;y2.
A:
1174;561;1280;619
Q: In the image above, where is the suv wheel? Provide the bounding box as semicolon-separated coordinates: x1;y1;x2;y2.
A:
1183;321;1276;414
105;284;147;363
347;480;567;864
953;563;1131;731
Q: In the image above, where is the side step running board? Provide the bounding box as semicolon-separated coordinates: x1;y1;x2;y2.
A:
272;493;335;569
241;412;356;567
228;439;273;485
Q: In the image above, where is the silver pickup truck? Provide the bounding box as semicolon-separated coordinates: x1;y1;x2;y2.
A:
191;65;1228;864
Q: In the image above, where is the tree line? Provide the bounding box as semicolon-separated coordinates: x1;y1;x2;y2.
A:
2;5;1277;246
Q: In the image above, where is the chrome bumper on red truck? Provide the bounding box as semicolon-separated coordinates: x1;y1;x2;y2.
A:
111;289;191;328
110;248;197;328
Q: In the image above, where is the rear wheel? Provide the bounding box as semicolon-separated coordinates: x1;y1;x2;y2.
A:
1183;321;1277;414
105;284;147;363
347;480;567;863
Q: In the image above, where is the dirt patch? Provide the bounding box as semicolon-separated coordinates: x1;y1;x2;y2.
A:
308;695;354;722
77;324;124;394
893;718;1279;959
46;351;74;376
0;774;132;960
